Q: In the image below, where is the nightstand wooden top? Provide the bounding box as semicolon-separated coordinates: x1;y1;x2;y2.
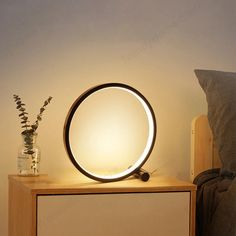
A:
9;174;196;195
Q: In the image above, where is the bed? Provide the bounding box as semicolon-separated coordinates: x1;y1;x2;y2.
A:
191;70;236;236
191;115;221;180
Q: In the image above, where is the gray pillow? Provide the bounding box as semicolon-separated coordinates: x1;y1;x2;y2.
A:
195;69;236;177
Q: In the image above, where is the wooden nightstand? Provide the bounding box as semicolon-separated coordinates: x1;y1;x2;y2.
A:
9;174;196;236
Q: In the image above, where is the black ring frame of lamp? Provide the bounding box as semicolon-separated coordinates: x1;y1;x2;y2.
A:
63;83;157;182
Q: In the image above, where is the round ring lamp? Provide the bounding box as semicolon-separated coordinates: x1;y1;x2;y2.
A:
64;83;156;182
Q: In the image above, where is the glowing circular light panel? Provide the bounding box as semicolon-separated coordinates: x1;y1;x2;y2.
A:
64;83;156;182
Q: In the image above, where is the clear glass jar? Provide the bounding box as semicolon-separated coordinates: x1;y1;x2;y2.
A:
17;132;41;176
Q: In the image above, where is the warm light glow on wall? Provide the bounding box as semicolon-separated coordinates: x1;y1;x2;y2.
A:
70;87;148;171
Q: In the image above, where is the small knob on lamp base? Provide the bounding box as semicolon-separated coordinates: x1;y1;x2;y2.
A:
133;168;150;182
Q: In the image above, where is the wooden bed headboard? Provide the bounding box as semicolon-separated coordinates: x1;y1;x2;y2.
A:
190;115;221;181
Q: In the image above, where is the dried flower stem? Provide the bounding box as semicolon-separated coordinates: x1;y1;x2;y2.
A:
13;95;53;134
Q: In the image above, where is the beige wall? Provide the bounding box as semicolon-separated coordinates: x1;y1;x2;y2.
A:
1;1;235;235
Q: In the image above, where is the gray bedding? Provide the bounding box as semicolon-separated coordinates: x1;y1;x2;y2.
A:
194;169;236;236
194;69;236;236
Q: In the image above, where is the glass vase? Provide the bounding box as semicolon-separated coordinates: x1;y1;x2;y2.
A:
17;132;41;176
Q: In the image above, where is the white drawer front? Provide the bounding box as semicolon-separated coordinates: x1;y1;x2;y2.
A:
38;192;190;236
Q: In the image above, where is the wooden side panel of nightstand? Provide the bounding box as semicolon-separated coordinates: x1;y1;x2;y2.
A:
190;189;196;236
8;177;37;236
